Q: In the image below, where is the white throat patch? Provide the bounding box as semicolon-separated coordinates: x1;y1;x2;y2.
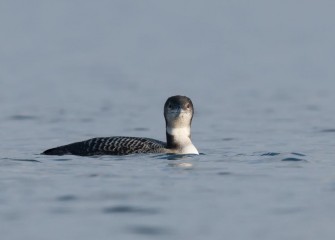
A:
167;127;190;138
166;127;199;154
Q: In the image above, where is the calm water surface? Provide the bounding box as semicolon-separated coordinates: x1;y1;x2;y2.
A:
1;1;335;240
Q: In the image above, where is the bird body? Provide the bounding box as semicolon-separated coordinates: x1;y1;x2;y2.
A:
42;95;198;156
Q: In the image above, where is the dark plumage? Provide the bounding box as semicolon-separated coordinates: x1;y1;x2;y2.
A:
42;137;166;156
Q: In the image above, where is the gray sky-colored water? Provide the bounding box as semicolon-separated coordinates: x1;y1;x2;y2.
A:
1;1;335;106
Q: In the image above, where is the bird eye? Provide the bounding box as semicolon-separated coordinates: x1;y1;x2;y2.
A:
186;104;190;109
168;104;172;109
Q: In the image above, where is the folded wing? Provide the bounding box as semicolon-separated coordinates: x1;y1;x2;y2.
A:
42;137;166;156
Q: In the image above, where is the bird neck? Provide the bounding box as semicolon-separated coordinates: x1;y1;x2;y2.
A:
166;126;191;147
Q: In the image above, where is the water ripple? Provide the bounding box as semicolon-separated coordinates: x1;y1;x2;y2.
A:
217;171;232;176
281;157;307;162
153;154;197;160
291;152;306;156
8;115;39;121
320;129;335;133
56;195;78;202
127;225;172;236
2;158;41;163
50;158;72;162
103;206;159;215
261;152;280;156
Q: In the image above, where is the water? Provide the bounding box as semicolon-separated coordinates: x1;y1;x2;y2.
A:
1;1;335;239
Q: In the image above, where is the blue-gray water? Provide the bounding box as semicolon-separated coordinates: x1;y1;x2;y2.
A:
1;1;335;239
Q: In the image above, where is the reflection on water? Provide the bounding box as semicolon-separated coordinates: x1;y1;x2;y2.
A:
154;153;198;160
167;162;194;168
152;154;197;168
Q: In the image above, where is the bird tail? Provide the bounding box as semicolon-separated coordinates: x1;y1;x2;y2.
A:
42;146;69;155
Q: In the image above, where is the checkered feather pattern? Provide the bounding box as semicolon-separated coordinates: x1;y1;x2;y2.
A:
43;137;167;156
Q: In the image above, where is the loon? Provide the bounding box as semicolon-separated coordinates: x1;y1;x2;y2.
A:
42;95;199;156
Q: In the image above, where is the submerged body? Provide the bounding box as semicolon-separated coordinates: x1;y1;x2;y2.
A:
42;95;198;156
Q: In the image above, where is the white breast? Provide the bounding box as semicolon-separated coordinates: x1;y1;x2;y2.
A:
180;143;199;154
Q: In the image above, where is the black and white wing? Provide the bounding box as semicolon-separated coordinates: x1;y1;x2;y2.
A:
42;137;166;156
